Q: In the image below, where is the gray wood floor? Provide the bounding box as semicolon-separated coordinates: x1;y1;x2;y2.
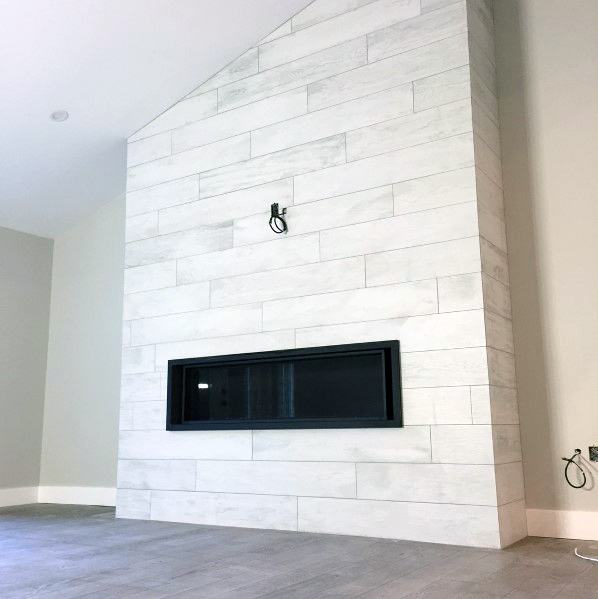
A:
0;504;595;598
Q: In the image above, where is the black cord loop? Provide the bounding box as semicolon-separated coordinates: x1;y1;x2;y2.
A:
562;449;587;489
269;203;288;234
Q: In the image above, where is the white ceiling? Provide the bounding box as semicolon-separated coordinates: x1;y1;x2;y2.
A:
0;0;309;238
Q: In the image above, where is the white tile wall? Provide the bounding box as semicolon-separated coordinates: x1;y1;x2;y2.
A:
117;0;523;548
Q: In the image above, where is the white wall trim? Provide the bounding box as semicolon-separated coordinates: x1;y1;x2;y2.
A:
527;509;598;541
37;486;116;506
0;487;38;508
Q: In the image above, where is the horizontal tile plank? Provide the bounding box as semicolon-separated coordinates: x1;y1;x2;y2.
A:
177;233;320;284
253;427;431;462
219;37;367;112
150;490;297;531
308;33;468;111
173;88;307;153
127;134;250;192
320;201;478;260
263;279;438;330
294;132;474;204
200;135;346;198
196;460;356;498
130;304;262;345
252;85;413;157
211;257;365;307
260;0;420;70
119;430;252;460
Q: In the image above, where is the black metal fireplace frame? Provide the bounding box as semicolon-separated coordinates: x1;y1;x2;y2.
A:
166;340;402;431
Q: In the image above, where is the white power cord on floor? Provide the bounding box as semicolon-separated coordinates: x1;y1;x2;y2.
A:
575;543;598;562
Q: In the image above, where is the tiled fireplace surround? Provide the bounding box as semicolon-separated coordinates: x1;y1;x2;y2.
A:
117;0;526;548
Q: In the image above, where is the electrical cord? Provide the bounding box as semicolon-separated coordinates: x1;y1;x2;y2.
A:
561;449;587;489
269;203;288;234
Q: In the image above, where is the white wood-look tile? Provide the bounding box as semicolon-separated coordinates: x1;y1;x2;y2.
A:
471;385;519;425
121;346;155;374
125;224;233;268
393;167;476;215
129;92;217;142
292;0;376;31
485;311;514;353
366;237;480;286
196;460;356;498
119;404;134;430
438;272;484;312
471;68;498;125
150;490;297;531
294;132;474;204
263;279;437;331
260;0;420;70
320;201;478;260
401;347;489;388
260;20;292;44
115;489;150;520
308;33;468;111
154;330;296;371
296;310;485;353
368;1;467;62
130;304;262;346
200;135;346;199
498;499;527;548
346;99;472;162
421;0;459;12
177;233;320;284
218;37;367;112
234;186;393;246
211;257;364;308
402;386;473;424
482;273;512;319
253;427;431;462
480;237;509;286
495;462;525;505
172;89;307;153
118;460;195;491
124;261;177;294
413;65;470;111
122;321;131;348
131;401;166;431
126;213;159;243
357;463;496;504
487;348;517;388
252;85;413;157
431;424;494;464
121;373;161;402
128;132;171;167
126;176;199;217
298;497;500;547
159;179;293;236
190;48;259;95
474;134;502;188
493;425;522;464
127;134;250;192
119;430;252;460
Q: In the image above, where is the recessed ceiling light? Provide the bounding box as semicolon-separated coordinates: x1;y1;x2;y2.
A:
50;110;69;122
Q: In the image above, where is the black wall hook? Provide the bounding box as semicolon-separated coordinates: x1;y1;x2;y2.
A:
269;203;288;234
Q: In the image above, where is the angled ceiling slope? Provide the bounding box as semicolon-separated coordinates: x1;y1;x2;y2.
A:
0;0;310;237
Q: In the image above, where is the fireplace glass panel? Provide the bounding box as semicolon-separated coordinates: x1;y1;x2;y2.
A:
168;341;401;430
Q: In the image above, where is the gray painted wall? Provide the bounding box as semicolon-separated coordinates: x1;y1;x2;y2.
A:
40;197;125;488
0;226;52;490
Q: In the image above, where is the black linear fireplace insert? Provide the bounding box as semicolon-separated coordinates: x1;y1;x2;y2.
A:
166;340;401;430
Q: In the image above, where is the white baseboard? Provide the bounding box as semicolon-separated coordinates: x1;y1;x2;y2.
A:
37;486;116;506
527;509;598;541
0;487;38;508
